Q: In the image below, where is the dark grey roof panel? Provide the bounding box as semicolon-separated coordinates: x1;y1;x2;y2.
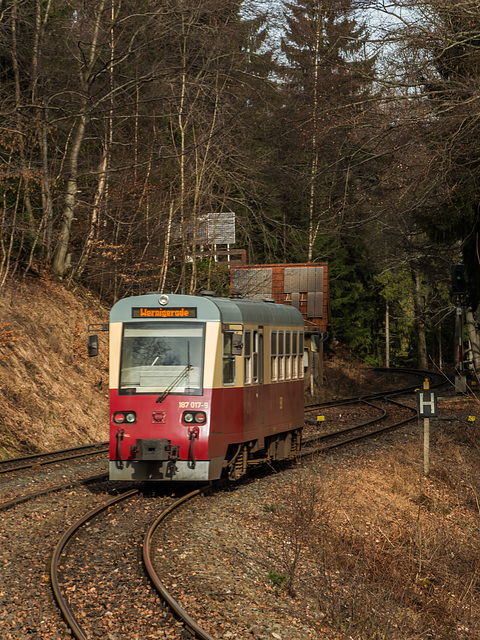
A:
110;293;304;328
212;297;304;327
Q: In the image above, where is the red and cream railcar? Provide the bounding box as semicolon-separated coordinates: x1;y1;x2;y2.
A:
109;293;304;481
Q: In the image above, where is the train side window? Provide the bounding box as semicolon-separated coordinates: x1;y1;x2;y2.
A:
258;332;264;384
223;331;235;385
271;331;277;382
278;331;284;381
244;330;252;384
299;332;304;379
292;332;298;379
285;331;291;380
252;330;259;383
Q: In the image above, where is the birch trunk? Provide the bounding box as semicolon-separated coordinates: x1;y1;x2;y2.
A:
51;0;107;278
73;148;108;279
465;308;480;378
159;201;174;294
52;114;88;277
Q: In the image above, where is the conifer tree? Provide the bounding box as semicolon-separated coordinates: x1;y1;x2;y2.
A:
279;0;376;260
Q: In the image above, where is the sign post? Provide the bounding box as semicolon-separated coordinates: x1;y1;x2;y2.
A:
416;389;438;476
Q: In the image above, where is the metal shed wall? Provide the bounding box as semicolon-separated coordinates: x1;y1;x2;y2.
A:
231;263;330;333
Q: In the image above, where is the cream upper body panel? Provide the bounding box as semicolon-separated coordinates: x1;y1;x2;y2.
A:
110;322;122;390
109;293;304;391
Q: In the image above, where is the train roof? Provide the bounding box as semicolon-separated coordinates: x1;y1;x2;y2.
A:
110;293;304;327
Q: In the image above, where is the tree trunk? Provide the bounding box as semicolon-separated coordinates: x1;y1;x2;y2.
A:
465;308;480;379
411;267;428;369
73;147;108;279
51;0;106;278
159;201;174;294
52;114;88;278
307;8;322;262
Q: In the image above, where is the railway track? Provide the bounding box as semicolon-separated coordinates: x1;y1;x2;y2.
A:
305;367;446;411
50;488;139;640
48;481;221;640
301;367;447;455
0;441;109;474
302;396;416;454
50;486;202;640
0;441;110;512
0;471;108;512
143;486;222;640
50;374;434;640
6;368;448;639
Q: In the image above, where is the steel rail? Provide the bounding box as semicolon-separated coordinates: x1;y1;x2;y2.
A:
50;489;139;640
316;411;417;453
303;399;387;446
305;367;446;412
0;441;109;474
301;397;418;456
143;488;218;640
0;473;108;512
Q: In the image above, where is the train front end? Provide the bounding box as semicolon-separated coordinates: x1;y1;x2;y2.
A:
109;293;219;481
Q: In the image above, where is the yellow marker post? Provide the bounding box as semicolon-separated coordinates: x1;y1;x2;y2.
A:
317;416;325;423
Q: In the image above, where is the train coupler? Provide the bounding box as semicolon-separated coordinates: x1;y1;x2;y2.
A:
166;444;180;460
133;438;171;461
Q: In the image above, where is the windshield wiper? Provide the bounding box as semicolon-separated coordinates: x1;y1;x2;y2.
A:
156;364;193;403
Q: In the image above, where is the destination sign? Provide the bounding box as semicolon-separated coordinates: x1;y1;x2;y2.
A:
132;307;197;319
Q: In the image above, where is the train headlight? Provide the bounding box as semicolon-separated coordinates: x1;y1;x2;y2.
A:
113;411;136;424
159;294;169;306
182;411;206;424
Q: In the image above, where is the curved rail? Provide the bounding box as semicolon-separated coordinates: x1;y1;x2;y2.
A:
143;488;217;640
50;489;139;640
0;441;109;474
0;472;108;512
302;396;418;456
142;371;443;639
303;399;387;447
305;367;446;412
302;367;447;452
47;368;446;639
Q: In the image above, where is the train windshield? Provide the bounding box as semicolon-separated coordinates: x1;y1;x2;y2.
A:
119;322;204;396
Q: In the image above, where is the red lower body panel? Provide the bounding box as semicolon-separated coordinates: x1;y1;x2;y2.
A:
109;380;304;480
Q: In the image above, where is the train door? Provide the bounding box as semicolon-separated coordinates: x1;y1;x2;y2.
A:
244;327;264;441
219;325;243;438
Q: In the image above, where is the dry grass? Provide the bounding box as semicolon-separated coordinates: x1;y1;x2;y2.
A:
320;349;415;402
269;410;480;639
0;276;109;457
0;323;20;360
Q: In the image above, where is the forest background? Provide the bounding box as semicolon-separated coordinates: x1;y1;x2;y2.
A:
1;0;480;372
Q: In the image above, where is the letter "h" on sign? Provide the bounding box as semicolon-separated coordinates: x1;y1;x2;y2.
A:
416;390;438;418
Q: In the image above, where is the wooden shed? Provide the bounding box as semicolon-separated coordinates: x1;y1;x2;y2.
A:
230;263;331;333
230;263;331;394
